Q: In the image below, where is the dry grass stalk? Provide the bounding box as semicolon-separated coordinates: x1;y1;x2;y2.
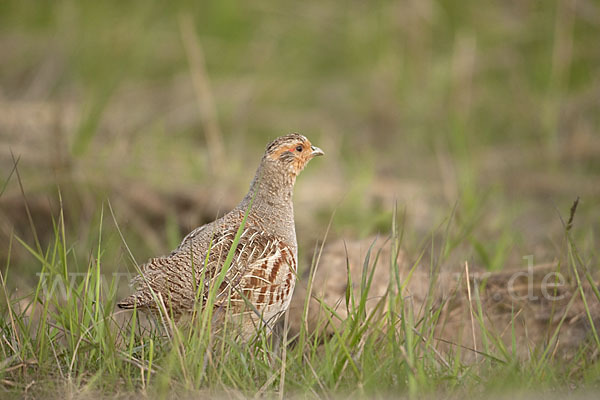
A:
179;14;225;174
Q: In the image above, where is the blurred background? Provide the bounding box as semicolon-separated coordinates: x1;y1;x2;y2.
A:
1;0;599;293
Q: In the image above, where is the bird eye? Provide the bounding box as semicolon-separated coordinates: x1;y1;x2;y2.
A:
296;145;303;152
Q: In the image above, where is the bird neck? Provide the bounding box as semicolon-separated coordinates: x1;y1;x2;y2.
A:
238;161;297;245
241;161;296;211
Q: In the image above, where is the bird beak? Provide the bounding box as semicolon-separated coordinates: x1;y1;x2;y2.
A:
311;145;324;157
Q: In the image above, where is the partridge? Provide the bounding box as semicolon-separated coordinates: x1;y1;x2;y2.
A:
118;133;323;338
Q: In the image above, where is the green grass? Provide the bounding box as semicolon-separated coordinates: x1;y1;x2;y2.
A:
1;0;600;397
1;196;598;398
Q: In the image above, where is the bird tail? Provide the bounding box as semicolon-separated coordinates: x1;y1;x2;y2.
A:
117;270;153;310
117;296;140;309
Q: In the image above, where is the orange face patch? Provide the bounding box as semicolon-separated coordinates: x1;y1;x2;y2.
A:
269;140;312;159
263;136;320;178
267;141;306;159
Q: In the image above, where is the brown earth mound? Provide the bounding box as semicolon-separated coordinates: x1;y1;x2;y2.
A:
289;236;600;361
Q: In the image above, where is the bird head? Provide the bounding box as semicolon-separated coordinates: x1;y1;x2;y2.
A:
264;133;324;177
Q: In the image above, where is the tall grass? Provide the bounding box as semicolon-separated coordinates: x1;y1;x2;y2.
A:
1;0;599;397
1;197;598;398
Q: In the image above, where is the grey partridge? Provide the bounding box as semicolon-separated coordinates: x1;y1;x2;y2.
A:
117;134;323;338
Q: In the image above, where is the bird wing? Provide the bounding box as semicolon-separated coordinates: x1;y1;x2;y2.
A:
118;222;296;315
173;223;210;254
214;231;296;309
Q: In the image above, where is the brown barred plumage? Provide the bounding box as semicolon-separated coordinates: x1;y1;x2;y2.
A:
117;134;323;338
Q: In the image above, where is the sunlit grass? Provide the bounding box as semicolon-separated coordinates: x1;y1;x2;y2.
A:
1;196;598;398
1;0;599;397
